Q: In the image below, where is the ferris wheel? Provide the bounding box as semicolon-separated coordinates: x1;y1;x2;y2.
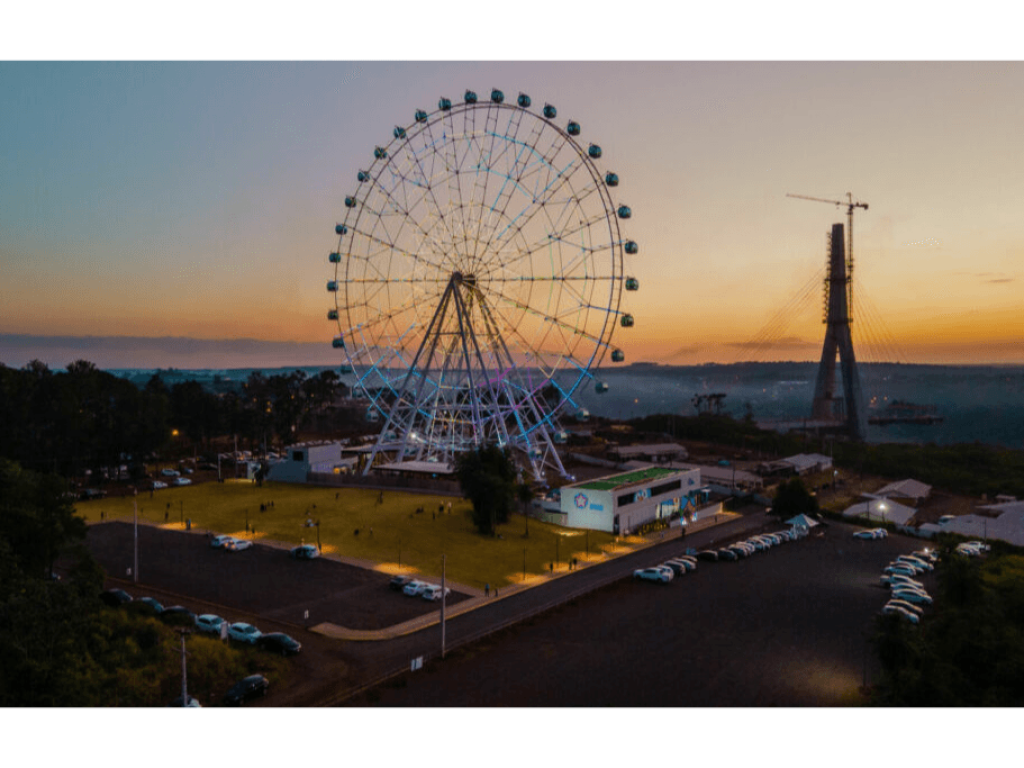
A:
327;88;639;480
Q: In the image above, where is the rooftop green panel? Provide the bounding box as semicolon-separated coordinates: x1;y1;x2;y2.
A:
574;466;682;492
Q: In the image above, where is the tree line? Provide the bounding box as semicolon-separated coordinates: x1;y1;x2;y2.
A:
0;359;352;480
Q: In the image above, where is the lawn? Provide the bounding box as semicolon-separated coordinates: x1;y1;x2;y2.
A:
76;480;619;589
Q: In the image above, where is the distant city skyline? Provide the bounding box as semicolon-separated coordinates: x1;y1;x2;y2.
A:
4;61;1024;369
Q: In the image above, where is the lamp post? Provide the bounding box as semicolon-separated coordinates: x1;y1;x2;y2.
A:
133;488;139;584
316;520;321;553
441;553;447;659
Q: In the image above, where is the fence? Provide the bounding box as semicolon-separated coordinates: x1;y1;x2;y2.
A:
307;472;461;496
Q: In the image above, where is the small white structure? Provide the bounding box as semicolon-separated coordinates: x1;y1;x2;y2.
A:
872;478;932;504
763;453;833;476
267;441;352;483
785;513;820;528
843;498;917;526
560;466;705;534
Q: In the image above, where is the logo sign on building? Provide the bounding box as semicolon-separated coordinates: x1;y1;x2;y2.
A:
634;488;650;502
574;493;589;509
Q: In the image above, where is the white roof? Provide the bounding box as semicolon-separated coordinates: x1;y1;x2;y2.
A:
781;453;833;472
375;460;454;476
874;478;931;500
939;506;1024;547
785;513;820;528
842;498;917;526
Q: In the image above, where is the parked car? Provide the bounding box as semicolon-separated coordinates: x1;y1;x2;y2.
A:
696;550;719;561
151;480;168;490
728;545;750;558
422;584;452;601
885;575;925;590
211;535;234;548
100;588;133;607
160;469;180;477
78;488;107;501
171;477;192;486
885;563;921;576
897;555;933;571
256;632;302;656
227;622;262;644
223;674;269;705
891;589;933;606
160;606;197;626
886;598;923;616
403;580;431;596
966;540;991;552
195;614;226;635
871;529;889;539
131;597;164;615
882;604;920;624
226;538;253;551
853;529;877;539
661;561;689;576
389;574;415;591
634;567;673;583
717;549;738;561
667;558;697;572
290;544;319;560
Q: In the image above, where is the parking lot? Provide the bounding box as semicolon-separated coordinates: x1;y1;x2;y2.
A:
87;523;469;630
344;521;937;706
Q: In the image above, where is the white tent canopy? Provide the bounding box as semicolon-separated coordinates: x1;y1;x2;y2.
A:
785;513;820;528
842;498;917;526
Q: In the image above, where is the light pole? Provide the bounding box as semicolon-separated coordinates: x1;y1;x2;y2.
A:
523;547;527;582
133;488;139;584
179;628;190;706
441;553;447;659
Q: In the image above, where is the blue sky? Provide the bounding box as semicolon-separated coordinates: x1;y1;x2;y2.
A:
3;9;1024;369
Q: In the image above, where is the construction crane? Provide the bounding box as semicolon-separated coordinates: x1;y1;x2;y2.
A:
787;192;868;318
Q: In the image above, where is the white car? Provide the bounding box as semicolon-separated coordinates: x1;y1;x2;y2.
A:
211;534;234;548
171;477;192;486
634;567;672;583
421;584;451;601
151;480;168;490
886;598;923;616
892;589;933;605
888;561;924;575
882;604;920;624
196;614;226;634
403;580;430;596
226;538;253;551
884;565;918;577
966;540;991;552
897;555;933;571
913;549;938;563
227;622;262;644
853;529;877;540
871;528;889;539
667;558;697;572
160;468;181;477
888;575;925;591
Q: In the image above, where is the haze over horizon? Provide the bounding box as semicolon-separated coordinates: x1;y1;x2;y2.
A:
4;57;1023;369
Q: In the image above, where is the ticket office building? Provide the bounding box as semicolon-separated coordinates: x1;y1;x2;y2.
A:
561;466;701;534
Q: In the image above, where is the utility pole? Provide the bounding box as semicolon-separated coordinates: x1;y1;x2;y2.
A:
441;554;447;659
133;488;139;584
179;629;189;706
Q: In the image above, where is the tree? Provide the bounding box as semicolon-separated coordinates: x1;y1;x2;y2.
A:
769;477;819;519
454;445;517;536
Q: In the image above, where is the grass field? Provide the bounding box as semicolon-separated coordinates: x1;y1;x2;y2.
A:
76;480;620;589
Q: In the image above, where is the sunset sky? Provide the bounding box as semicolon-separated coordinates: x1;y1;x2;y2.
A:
3;19;1023;369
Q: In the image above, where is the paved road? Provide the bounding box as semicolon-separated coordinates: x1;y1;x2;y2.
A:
344;522;932;706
